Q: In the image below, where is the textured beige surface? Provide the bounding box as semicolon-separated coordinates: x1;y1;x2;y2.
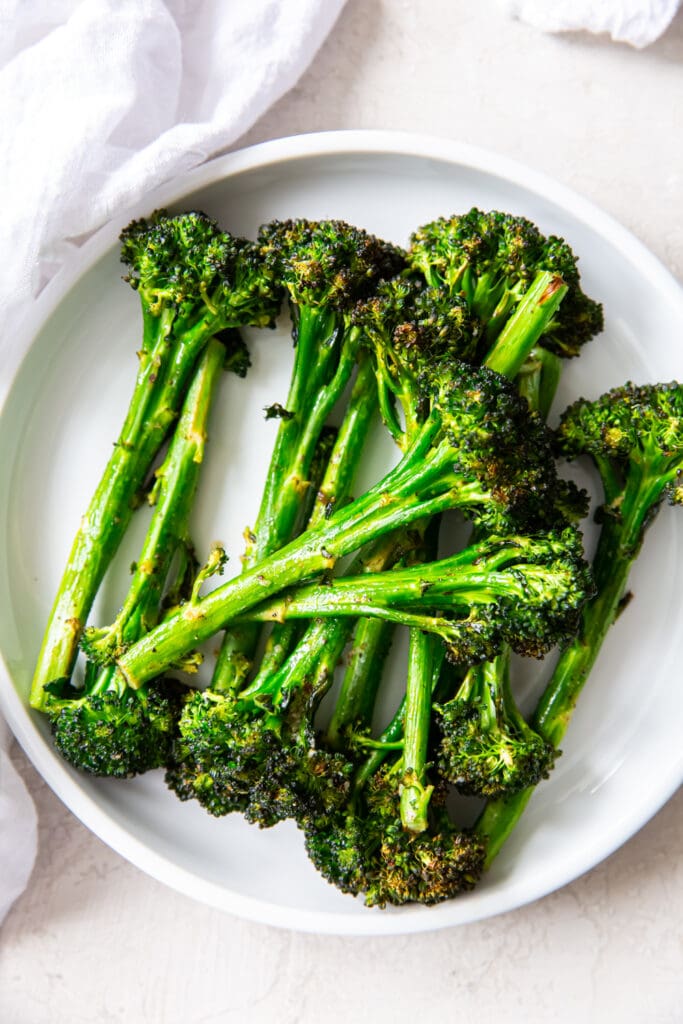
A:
2;2;682;1021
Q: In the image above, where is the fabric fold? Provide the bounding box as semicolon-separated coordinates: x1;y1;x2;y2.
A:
502;0;681;48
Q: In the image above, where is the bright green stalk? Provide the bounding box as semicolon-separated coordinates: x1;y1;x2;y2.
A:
307;356;379;528
213;310;360;692
35;338;225;715
325;616;394;749
399;629;436;832
476;469;663;865
233;355;380;693
251;310;359;560
117;431;489;686
517;346;563;420
30;318;224;707
353;644;446;791
484;272;567;379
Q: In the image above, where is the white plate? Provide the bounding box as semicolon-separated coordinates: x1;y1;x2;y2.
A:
1;131;682;936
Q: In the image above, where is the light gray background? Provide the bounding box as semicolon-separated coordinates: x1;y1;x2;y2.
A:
2;2;682;1021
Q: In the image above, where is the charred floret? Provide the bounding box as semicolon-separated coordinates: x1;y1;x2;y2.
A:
303;769;486;907
45;669;180;778
437;652;556;799
409;208;603;360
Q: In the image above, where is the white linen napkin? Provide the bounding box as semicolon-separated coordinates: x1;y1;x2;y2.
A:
502;0;681;47
0;0;346;925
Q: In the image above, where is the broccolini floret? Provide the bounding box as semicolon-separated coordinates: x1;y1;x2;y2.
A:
478;380;683;862
303;768;486;907
409;208;603;365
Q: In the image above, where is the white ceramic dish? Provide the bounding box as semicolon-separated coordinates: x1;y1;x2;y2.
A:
1;131;682;936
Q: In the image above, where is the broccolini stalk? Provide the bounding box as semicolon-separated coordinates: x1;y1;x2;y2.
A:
41;339;226;774
516;345;563;421
117;363;569;687
210;424;336;695
399;627;438;833
240;355;381;691
477;381;683;864
240;427;337;691
353;643;448;791
213;221;405;691
241;529;592;662
324;615;394;750
30;211;279;708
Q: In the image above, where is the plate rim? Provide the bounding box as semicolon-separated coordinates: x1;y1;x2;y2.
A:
1;129;682;936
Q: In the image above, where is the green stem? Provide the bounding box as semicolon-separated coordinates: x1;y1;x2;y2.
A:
219;355;380;694
30;315;218;707
241;558;549;622
308;355;378;527
118;441;485;686
213;308;359;691
250;306;346;561
484;272;568;379
517;346;563;420
39;339;225;709
241;616;348;707
114;340;224;643
354;644;446;792
399;628;436;832
476;468;656;865
326;616;394;748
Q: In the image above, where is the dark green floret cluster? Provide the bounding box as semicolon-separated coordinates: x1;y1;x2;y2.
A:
31;204;680;911
409;208;603;360
47;674;180;778
304;768;486;907
436;653;556;799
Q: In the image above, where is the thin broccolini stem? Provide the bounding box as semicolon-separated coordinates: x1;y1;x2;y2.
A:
399;628;436;833
30;314;218;708
212;310;366;693
34;338;225;711
212;306;349;692
307;355;379;528
117;435;487;687
354;644;446;792
476;472;655;866
231;355;380;693
325;615;394;748
516;346;563;420
484;272;568;379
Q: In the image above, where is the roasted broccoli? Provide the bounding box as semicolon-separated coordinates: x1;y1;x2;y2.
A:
30;211;279;709
409;207;603;372
478;381;683;862
40;338;226;774
303;767;486;907
436;651;555;799
169;616;354;825
116;361;573;685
